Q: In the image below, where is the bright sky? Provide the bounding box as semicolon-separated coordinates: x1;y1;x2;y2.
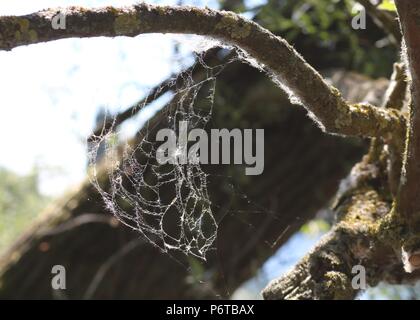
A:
0;0;219;196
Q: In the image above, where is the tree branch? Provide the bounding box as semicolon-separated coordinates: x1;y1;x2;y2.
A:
0;3;405;138
382;63;407;110
382;62;407;196
394;0;420;272
261;63;414;299
262;154;411;299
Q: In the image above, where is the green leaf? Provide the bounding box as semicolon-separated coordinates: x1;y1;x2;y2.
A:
378;0;396;12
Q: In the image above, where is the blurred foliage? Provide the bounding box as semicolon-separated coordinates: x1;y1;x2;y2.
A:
378;0;396;12
0;167;48;254
249;0;398;77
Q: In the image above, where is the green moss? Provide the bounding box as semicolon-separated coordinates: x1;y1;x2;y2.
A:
12;18;38;43
330;86;342;98
216;13;251;39
0;17;31;47
156;6;169;15
18;19;30;32
376;207;406;247
339;188;384;228
334;102;352;129
28;30;38;42
114;13;140;35
323;271;353;300
14;31;21;41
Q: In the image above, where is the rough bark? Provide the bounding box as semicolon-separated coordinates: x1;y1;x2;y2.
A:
394;1;420;270
261;54;414;300
263;154;394;299
262;145;420;299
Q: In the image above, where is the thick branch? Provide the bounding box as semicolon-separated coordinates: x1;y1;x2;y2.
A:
395;0;420;270
0;3;405;138
382;63;407;110
383;62;407;196
262;156;405;300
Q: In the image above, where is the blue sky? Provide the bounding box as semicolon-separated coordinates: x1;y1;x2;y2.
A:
0;0;218;195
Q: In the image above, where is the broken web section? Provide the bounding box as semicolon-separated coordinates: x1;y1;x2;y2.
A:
87;50;236;260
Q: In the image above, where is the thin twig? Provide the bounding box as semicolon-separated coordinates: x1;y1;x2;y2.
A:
83;238;144;299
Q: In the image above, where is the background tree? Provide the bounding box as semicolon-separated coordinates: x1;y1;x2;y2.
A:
0;167;48;254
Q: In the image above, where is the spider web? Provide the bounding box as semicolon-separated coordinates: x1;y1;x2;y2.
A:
87;49;236;260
